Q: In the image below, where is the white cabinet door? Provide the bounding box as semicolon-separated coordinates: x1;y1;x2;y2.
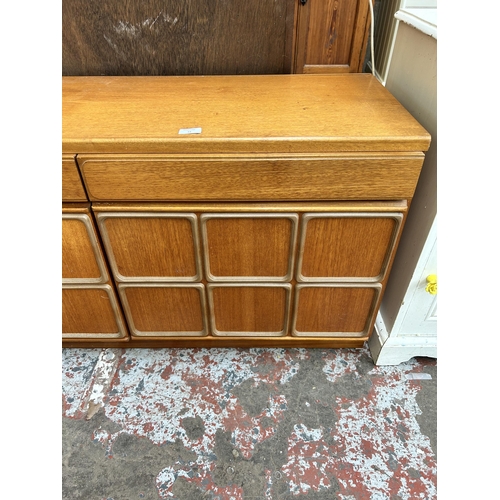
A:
397;235;437;335
369;217;437;365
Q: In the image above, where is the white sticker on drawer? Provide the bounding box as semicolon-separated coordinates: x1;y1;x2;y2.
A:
178;127;202;135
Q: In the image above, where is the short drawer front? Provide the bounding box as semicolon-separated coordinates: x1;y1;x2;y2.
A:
62;213;109;283
62;156;87;202
78;154;424;202
118;284;208;337
62;285;128;339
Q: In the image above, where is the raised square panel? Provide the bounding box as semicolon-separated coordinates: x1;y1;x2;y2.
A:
297;213;403;282
97;213;201;282
62;214;108;283
62;285;127;338
118;284;208;337
292;284;382;337
201;214;298;282
208;284;291;336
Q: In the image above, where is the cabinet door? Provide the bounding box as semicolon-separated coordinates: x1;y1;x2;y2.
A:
62;285;128;338
118;284;208;337
62;206;128;339
296;213;403;282
62;212;108;283
208;284;292;337
96;212;202;282
201;214;298;282
292;283;381;337
293;0;370;73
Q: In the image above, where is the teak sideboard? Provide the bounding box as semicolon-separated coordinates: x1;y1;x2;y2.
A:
62;74;431;349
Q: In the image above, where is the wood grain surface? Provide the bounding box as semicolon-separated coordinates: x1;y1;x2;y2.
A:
294;0;370;73
62;0;294;76
62;155;87;201
209;285;290;335
120;285;206;336
62;217;102;280
97;214;200;280
299;215;400;280
203;215;296;280
293;285;379;336
62;287;124;336
78;154;424;201
63;74;431;154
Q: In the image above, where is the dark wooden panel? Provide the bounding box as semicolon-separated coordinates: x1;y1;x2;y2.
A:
293;0;370;73
62;0;294;76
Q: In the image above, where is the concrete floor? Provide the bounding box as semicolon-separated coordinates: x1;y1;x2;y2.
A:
62;345;437;499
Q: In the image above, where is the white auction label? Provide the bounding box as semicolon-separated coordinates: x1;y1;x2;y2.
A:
178;127;202;135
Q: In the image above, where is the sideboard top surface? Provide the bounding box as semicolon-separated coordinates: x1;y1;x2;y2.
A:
62;74;431;155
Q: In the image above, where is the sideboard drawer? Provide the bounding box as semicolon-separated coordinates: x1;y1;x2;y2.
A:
62;155;87;202
78;154;424;202
62;212;109;283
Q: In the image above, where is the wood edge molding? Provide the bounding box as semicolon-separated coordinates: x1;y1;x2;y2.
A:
62;336;368;349
91;200;408;213
65;137;431;155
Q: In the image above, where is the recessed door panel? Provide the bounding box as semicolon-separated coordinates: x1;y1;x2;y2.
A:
97;213;201;282
119;284;207;337
62;285;127;338
208;284;291;336
202;214;297;282
62;214;108;283
298;213;403;281
292;284;381;337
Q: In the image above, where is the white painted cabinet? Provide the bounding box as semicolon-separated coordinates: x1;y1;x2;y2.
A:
369;2;437;365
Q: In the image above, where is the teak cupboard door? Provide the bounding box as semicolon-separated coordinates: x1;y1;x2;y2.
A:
292;283;381;337
62;206;128;339
293;0;370;73
62;285;127;338
208;284;292;337
62;212;108;283
201;214;298;282
118;284;208;337
297;213;403;282
96;213;202;282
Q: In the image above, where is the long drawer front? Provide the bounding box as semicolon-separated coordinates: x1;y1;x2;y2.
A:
78;154;424;202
